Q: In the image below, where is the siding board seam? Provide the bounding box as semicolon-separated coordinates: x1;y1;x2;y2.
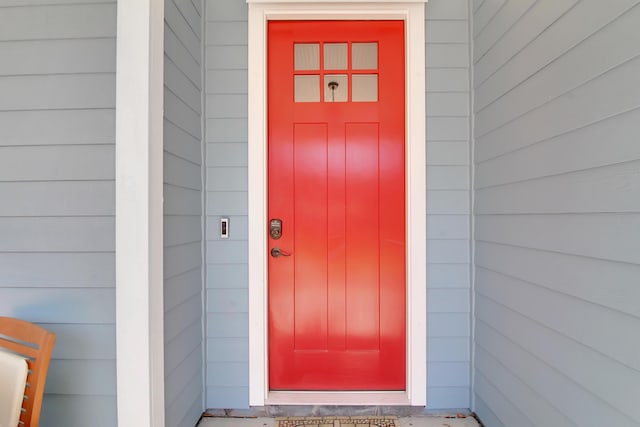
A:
473;0;486;14
42;393;116;398
474;235;640;266
476;2;640;109
476;53;640;138
164;181;203;193
474;396;505;427
0;107;114;113
165;153;203;168
472;0;534;65
475;157;640;190
165;115;202;141
50;357;115;362
475;265;640;320
165;265;202;282
476;47;640;133
476;294;640;379
0;215;114;219
426;66;469;71
0;287;114;291
165;21;201;67
206;20;246;24
475;105;640;163
165;85;202;117
426;42;469;46
428;90;472;96
474;319;640;424
472;0;507;43
165;242;202;251
474;368;534;427
164;149;202;167
0;71;114;77
165;305;202;342
0;70;115;78
165;53;201;92
0;2;116;7
164;214;202;218
0;251;114;254
0;179;114;184
473;0;580;87
0;143;114;148
0;35;116;43
165;291;202;314
165;317;202;352
166;369;202;410
171;0;201;42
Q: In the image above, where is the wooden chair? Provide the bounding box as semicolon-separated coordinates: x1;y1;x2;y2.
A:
0;317;56;427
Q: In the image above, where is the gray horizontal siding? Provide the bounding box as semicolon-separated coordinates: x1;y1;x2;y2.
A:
204;0;250;409
164;0;205;426
425;0;472;410
473;1;640;426
203;0;472;410
0;2;116;426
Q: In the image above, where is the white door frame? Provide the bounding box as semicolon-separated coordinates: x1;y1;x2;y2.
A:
247;0;427;406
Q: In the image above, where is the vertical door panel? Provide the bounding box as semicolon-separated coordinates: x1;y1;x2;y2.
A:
293;123;328;351
345;123;380;351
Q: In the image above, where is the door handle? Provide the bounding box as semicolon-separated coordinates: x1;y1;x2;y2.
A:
270;247;291;258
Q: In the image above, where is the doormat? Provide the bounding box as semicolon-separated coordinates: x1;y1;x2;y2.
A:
276;416;397;427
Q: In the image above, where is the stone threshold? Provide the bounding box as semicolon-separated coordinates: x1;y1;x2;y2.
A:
203;407;472;418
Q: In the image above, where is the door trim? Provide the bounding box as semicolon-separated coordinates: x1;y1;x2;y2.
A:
248;1;427;406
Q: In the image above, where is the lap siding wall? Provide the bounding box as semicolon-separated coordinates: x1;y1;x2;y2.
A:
0;2;117;426
472;0;640;425
163;0;205;426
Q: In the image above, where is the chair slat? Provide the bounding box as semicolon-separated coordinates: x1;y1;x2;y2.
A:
0;317;56;427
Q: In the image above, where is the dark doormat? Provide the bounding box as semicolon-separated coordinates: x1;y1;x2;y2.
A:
276;416;398;427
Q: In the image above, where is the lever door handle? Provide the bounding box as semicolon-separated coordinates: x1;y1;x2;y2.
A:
270;247;291;258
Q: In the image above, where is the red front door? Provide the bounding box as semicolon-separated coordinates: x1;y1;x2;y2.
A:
268;21;406;390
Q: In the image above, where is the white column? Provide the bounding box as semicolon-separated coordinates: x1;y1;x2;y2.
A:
115;1;165;425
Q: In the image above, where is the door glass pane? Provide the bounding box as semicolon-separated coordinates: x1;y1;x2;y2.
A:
352;74;378;102
294;43;320;70
324;75;348;102
352;43;378;70
295;75;320;102
324;43;348;70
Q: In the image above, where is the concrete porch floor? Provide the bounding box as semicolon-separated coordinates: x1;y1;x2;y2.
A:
197;416;481;427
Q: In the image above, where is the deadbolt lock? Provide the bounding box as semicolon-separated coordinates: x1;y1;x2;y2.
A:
269;218;282;240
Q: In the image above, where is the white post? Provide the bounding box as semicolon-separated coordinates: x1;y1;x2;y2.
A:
115;0;165;425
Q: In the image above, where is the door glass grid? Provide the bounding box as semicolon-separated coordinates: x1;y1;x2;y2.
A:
294;42;378;103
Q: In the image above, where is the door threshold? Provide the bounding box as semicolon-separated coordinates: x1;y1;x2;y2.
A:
266;391;410;406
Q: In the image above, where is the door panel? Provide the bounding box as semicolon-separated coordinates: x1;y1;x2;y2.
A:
293;123;328;351
345;123;380;351
268;20;405;390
